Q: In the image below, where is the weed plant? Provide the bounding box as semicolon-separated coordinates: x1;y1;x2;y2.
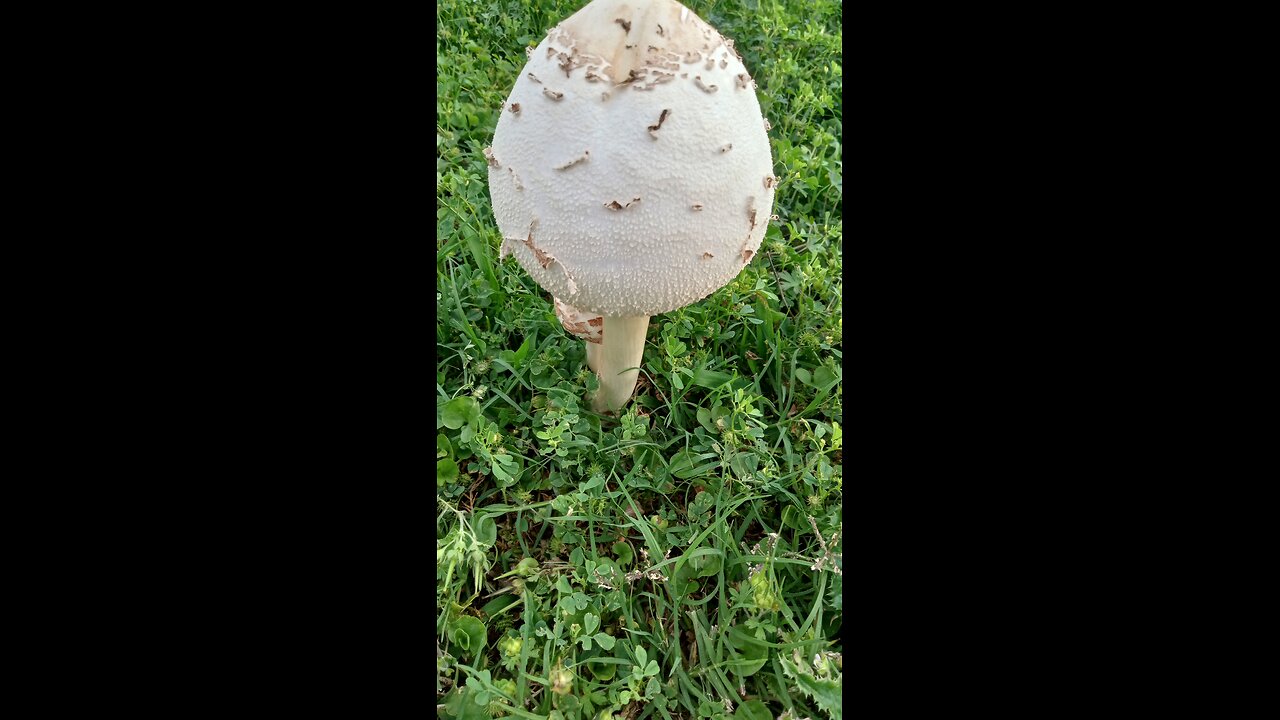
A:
438;1;842;717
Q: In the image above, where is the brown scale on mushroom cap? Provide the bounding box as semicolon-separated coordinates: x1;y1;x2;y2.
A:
554;150;591;170
647;108;671;138
603;197;642;211
546;0;742;84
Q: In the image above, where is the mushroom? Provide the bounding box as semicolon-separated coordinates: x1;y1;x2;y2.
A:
486;0;776;412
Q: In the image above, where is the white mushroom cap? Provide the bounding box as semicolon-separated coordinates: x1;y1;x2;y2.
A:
488;0;775;318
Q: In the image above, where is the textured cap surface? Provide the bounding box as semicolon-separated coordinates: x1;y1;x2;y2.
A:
487;0;775;318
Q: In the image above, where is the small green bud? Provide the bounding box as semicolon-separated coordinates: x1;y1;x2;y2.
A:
514;557;540;577
499;635;522;658
551;666;574;695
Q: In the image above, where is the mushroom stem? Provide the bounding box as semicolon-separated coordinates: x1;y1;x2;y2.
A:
586;342;602;373
592;315;650;412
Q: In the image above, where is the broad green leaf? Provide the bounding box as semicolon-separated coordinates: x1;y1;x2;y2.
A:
612;542;634;566
813;365;838;391
735;700;772;720
447;616;487;659
473;514;497;546
558;694;580;715
668;449;719;480
687;547;724;578
729;452;759;479
442;397;480;430
480;593;518;617
587;655;616;681
690;367;749;391
781;504;808;530
727;626;769;677
444;687;489;720
594;633;615;650
437;458;459;485
512;333;535;364
557;595;580;616
594;557;618;582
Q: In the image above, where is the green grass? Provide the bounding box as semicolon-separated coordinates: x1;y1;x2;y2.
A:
437;1;842;718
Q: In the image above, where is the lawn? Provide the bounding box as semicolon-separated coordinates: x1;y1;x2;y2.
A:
437;0;842;717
